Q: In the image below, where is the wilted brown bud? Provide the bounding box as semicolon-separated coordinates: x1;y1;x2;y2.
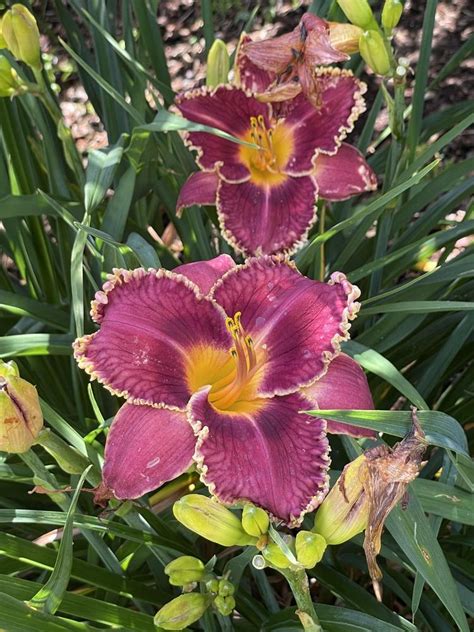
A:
362;409;427;601
0;361;43;453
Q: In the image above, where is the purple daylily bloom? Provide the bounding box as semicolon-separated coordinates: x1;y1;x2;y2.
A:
176;72;376;257
74;255;374;526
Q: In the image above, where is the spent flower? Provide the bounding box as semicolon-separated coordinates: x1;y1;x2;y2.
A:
0;360;43;453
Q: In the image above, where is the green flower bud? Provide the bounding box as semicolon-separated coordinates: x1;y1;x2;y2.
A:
206;38;230;87
313;455;369;545
328;22;363;54
262;542;291;569
0;361;43;453
295;531;327;569
2;4;41;69
173;494;258;547
218;579;235;597
154;593;210;630
205;578;220;594
214;594;235;616
0;17;7;49
242;503;269;537
382;0;403;34
164;556;205;586
0;56;25;98
359;30;392;76
337;0;375;29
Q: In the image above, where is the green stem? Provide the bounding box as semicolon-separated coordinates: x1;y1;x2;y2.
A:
35;429;92;477
281;567;322;632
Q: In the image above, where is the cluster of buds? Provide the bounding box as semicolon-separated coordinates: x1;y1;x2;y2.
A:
337;0;403;76
156;552;238;629
0;360;43;453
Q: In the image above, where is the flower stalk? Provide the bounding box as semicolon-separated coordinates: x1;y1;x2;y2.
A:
280;567;322;632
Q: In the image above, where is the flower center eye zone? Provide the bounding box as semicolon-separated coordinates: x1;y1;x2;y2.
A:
186;311;265;414
239;115;294;187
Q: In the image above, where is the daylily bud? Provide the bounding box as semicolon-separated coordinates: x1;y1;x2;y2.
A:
0;361;43;453
337;0;375;29
164;556;205;586
214;594;235;616
173;494;258;547
154;593;210;630
2;4;41;69
295;531;327;569
328;22;363;54
382;0;403;34
359;30;392;76
313;455;369;545
262;542;291;569
242;503;269;537
205;578;220;593
218;579;235;597
206;38;229;87
0;17;7;48
0;55;25;98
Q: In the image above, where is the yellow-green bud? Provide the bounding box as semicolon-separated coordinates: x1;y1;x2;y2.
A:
313;455;369;545
214;594;235;616
262;542;291;569
0;361;43;453
337;0;375;29
242;503;269;538
382;0;403;34
2;4;41;69
154;593;210;630
205;578;220;593
328;22;363;54
0;17;7;48
173;494;258;547
206;38;229;87
295;531;327;569
0;56;24;98
164;556;205;586
359;30;392;76
218;579;235;597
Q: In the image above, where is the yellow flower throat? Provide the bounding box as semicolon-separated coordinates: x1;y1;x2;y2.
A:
187;312;264;414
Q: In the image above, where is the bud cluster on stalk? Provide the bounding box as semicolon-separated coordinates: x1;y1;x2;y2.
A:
336;0;404;76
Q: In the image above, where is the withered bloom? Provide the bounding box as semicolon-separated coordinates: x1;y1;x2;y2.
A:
362;410;427;601
314;409;427;600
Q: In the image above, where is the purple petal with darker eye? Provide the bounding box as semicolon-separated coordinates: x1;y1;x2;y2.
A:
212;257;360;397
175;87;270;182
73;269;231;408
283;69;365;176
189;389;330;526
103;403;195;499
303;353;376;438
217;176;317;256
314;143;377;200
175;254;236;297
176;171;219;216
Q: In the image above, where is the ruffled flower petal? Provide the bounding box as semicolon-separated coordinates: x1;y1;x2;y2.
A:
175;254;236;297
235;34;275;93
189;388;330;526
176;86;270;182
216;176;318;256
176;171;219;216
103;403;195;499
211;257;360;396
283;69;366;176
314;143;377;200
73;269;231;408
303;353;376;438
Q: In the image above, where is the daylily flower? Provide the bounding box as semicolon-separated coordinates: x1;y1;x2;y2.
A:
176;76;376;256
74;255;374;525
